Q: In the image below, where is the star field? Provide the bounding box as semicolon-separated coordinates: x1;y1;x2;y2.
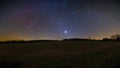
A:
0;0;120;41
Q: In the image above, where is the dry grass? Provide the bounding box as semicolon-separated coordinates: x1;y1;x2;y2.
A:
0;41;120;68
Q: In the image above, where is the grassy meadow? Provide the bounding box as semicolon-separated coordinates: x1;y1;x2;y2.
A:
0;41;120;68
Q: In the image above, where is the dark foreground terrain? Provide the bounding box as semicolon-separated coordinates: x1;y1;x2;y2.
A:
0;41;120;68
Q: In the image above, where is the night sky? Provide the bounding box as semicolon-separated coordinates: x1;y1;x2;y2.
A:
0;0;120;41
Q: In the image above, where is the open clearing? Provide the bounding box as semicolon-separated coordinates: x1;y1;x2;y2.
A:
0;41;120;68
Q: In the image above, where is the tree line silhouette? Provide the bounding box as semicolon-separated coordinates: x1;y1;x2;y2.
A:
103;34;120;41
0;34;120;43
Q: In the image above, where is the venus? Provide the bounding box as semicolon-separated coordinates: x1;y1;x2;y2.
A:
64;30;68;34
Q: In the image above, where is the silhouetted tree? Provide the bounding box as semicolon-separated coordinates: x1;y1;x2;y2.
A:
111;34;120;41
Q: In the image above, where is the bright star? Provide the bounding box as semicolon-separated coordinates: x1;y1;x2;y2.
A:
64;30;68;34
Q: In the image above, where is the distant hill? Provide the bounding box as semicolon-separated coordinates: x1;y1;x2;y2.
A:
62;38;93;41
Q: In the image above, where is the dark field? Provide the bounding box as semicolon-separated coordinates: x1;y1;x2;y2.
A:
0;41;120;68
